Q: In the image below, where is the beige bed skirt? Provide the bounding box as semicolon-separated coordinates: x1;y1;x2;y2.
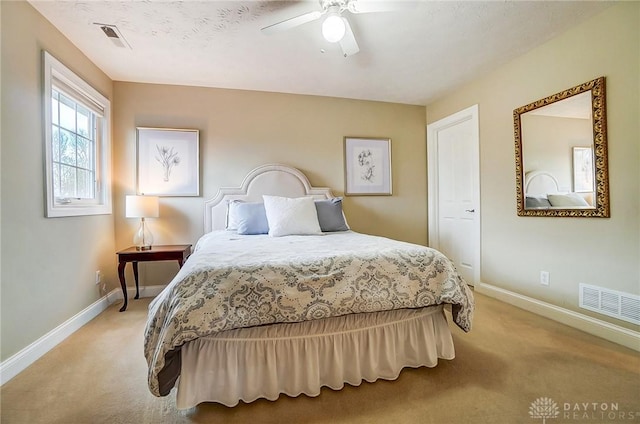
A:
177;304;455;409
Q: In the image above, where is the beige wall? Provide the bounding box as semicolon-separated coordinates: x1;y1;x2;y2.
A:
112;83;427;287
426;2;640;330
0;1;116;360
522;115;592;192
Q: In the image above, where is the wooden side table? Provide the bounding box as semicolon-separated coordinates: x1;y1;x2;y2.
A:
116;244;192;312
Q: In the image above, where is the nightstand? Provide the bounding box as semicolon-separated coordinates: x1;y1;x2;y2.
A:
116;244;191;312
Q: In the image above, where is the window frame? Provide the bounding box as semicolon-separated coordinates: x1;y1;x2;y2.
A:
43;51;112;217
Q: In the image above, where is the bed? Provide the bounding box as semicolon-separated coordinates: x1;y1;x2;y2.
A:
144;164;474;409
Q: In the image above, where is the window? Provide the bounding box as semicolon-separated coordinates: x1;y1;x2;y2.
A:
43;51;112;217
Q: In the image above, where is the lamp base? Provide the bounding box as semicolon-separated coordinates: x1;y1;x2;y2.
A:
133;218;154;251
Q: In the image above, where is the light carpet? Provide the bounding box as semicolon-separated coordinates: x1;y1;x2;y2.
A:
1;293;639;423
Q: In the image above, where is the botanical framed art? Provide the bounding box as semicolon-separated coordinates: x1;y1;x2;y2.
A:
344;137;392;196
137;127;199;196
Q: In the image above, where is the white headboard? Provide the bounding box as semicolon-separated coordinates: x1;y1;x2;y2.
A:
204;164;335;233
525;171;560;196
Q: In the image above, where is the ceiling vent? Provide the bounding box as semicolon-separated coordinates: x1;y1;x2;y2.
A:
94;23;131;49
579;283;640;325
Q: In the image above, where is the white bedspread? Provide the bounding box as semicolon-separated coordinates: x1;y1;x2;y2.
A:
144;231;474;397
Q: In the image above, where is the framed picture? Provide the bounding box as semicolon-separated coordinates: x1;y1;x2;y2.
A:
572;146;594;193
137;127;199;196
344;137;392;196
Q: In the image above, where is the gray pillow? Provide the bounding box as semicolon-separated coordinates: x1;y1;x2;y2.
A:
315;198;349;232
525;195;551;208
234;202;269;235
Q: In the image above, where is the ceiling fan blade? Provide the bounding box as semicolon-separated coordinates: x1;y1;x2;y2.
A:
339;18;359;57
261;10;323;35
348;0;415;14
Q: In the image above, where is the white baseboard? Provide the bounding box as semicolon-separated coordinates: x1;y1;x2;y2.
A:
0;295;110;386
106;284;165;303
476;282;640;352
0;285;164;386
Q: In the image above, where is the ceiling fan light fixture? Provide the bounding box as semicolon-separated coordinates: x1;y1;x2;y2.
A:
322;14;346;43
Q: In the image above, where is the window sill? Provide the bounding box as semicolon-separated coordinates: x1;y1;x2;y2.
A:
46;203;112;218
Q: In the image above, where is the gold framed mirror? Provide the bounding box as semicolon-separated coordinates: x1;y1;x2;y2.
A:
514;76;610;217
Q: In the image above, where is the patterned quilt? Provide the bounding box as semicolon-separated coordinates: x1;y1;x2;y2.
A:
144;231;475;396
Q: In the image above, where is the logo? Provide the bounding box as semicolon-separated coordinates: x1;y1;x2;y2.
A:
530;397;560;423
529;397;639;421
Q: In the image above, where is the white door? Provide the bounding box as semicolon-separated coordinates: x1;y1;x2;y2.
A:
427;105;480;285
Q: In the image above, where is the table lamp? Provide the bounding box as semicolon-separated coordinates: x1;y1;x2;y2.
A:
125;195;159;251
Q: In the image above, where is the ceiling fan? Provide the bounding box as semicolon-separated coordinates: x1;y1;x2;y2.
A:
261;0;406;57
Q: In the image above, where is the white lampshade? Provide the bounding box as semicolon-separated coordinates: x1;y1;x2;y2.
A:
125;195;159;218
322;14;346;43
126;195;159;250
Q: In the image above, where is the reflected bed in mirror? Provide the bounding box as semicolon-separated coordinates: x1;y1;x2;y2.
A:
514;77;610;217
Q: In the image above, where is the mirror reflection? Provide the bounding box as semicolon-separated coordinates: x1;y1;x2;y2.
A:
514;77;610;218
522;91;595;209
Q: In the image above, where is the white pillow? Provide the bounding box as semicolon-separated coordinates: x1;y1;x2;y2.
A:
547;193;590;207
262;195;322;237
226;200;241;230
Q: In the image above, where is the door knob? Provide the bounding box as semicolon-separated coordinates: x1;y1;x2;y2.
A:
465;209;475;213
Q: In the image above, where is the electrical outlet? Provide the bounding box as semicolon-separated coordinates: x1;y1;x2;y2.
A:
540;271;550;286
95;270;102;285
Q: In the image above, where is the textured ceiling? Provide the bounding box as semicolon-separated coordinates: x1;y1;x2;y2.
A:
29;0;610;105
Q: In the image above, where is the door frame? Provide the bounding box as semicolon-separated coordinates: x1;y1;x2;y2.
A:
427;104;481;285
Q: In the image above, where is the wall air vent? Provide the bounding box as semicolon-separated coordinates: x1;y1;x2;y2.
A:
94;23;131;49
579;283;640;325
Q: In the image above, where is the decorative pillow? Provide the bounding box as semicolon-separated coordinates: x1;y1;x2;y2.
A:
315;198;350;232
235;202;269;235
226;200;269;234
547;193;590;207
262;195;322;237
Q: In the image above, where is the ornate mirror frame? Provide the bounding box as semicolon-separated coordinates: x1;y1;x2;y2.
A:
514;76;610;217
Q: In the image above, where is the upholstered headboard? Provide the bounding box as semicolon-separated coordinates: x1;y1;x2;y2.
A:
204;164;335;233
524;171;560;196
